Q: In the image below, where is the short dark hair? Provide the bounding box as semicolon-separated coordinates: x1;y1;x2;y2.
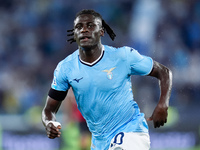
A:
67;9;116;44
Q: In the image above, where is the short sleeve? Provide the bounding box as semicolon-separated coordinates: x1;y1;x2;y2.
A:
125;46;153;76
51;61;70;91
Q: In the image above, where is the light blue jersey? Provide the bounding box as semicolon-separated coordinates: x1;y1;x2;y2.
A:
51;45;153;150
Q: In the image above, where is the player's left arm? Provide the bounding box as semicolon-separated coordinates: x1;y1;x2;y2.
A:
147;60;172;128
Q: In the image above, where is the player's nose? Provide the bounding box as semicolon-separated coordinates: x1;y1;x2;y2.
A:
81;25;89;33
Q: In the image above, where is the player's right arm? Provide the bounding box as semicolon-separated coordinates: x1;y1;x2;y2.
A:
42;95;64;139
42;60;69;138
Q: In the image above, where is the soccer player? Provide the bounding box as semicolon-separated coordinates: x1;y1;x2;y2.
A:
42;9;172;150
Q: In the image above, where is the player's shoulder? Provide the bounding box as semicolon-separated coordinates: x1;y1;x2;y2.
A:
56;49;79;71
104;45;135;53
118;46;137;53
59;50;78;65
104;45;136;59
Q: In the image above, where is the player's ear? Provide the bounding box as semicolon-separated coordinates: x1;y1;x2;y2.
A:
100;28;104;37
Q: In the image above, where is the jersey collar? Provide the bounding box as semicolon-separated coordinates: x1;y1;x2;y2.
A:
79;45;104;67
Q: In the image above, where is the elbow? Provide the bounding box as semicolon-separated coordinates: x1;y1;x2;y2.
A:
163;67;173;87
166;67;172;80
168;68;173;85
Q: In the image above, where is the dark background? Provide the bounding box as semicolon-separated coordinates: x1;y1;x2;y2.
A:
0;0;199;149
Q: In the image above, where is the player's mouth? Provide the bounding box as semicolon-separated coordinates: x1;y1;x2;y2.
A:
79;36;91;42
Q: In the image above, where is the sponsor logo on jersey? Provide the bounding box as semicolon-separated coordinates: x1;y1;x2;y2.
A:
73;77;83;83
102;67;116;80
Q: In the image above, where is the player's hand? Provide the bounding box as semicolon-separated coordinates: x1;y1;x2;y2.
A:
46;121;62;139
147;104;168;128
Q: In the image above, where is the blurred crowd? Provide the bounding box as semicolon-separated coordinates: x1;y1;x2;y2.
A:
0;0;199;128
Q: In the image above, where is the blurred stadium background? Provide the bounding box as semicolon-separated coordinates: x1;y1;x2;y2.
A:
0;0;200;150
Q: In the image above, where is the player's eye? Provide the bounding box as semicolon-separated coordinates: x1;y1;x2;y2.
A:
75;24;82;30
88;24;95;28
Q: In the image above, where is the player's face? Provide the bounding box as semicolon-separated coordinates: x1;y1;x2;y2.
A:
74;14;104;49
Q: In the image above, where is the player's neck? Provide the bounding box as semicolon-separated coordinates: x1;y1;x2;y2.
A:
79;43;103;64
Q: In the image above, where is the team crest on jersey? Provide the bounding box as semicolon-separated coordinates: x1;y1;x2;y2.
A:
102;67;116;80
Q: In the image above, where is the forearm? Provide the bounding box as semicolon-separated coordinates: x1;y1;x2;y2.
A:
149;61;173;107
42;96;62;127
158;67;172;107
147;61;172;127
42;108;57;127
